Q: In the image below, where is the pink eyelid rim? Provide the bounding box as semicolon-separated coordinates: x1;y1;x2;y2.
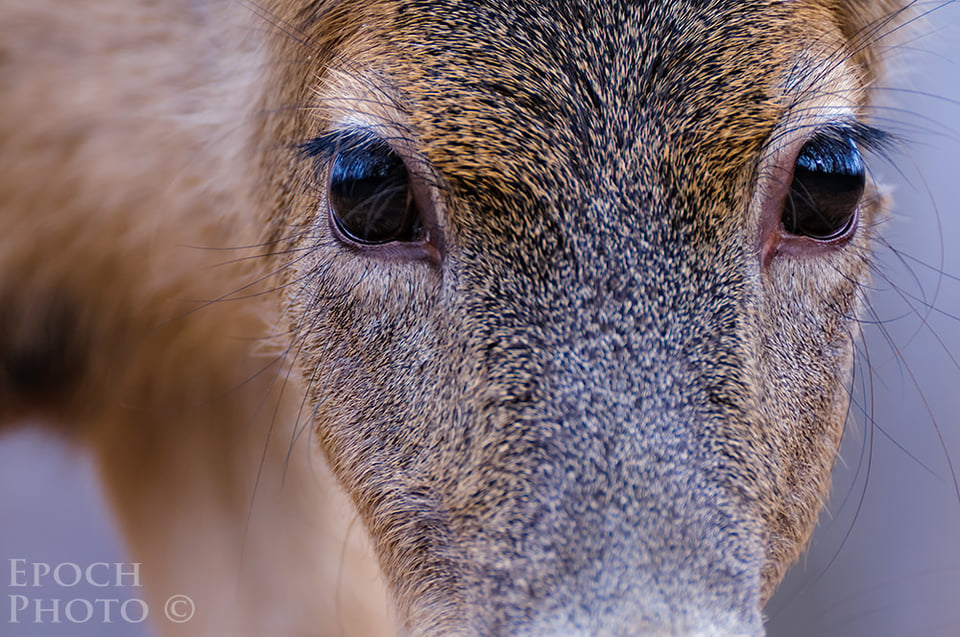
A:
757;133;860;269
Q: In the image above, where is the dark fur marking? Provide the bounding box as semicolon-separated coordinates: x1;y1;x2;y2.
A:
1;293;85;403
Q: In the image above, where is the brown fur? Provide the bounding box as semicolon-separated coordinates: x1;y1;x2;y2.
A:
0;0;909;635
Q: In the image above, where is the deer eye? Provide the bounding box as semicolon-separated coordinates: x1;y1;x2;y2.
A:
328;137;423;244
782;132;865;241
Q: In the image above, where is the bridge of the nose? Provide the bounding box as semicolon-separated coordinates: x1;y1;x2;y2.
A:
433;198;765;634
389;7;785;637
333;1;823;634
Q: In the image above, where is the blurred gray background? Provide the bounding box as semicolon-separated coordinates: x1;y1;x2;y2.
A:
2;2;960;636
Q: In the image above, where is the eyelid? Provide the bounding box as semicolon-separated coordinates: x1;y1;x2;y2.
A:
797;122;892;159
300;129;386;163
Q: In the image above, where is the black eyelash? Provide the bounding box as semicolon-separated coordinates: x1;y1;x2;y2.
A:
298;129;381;163
809;122;893;158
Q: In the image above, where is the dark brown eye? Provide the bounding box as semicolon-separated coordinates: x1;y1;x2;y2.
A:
782;133;865;241
328;137;422;244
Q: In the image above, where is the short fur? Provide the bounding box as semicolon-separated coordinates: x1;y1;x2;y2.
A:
0;0;908;635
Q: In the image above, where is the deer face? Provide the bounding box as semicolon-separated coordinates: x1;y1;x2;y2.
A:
262;1;894;634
